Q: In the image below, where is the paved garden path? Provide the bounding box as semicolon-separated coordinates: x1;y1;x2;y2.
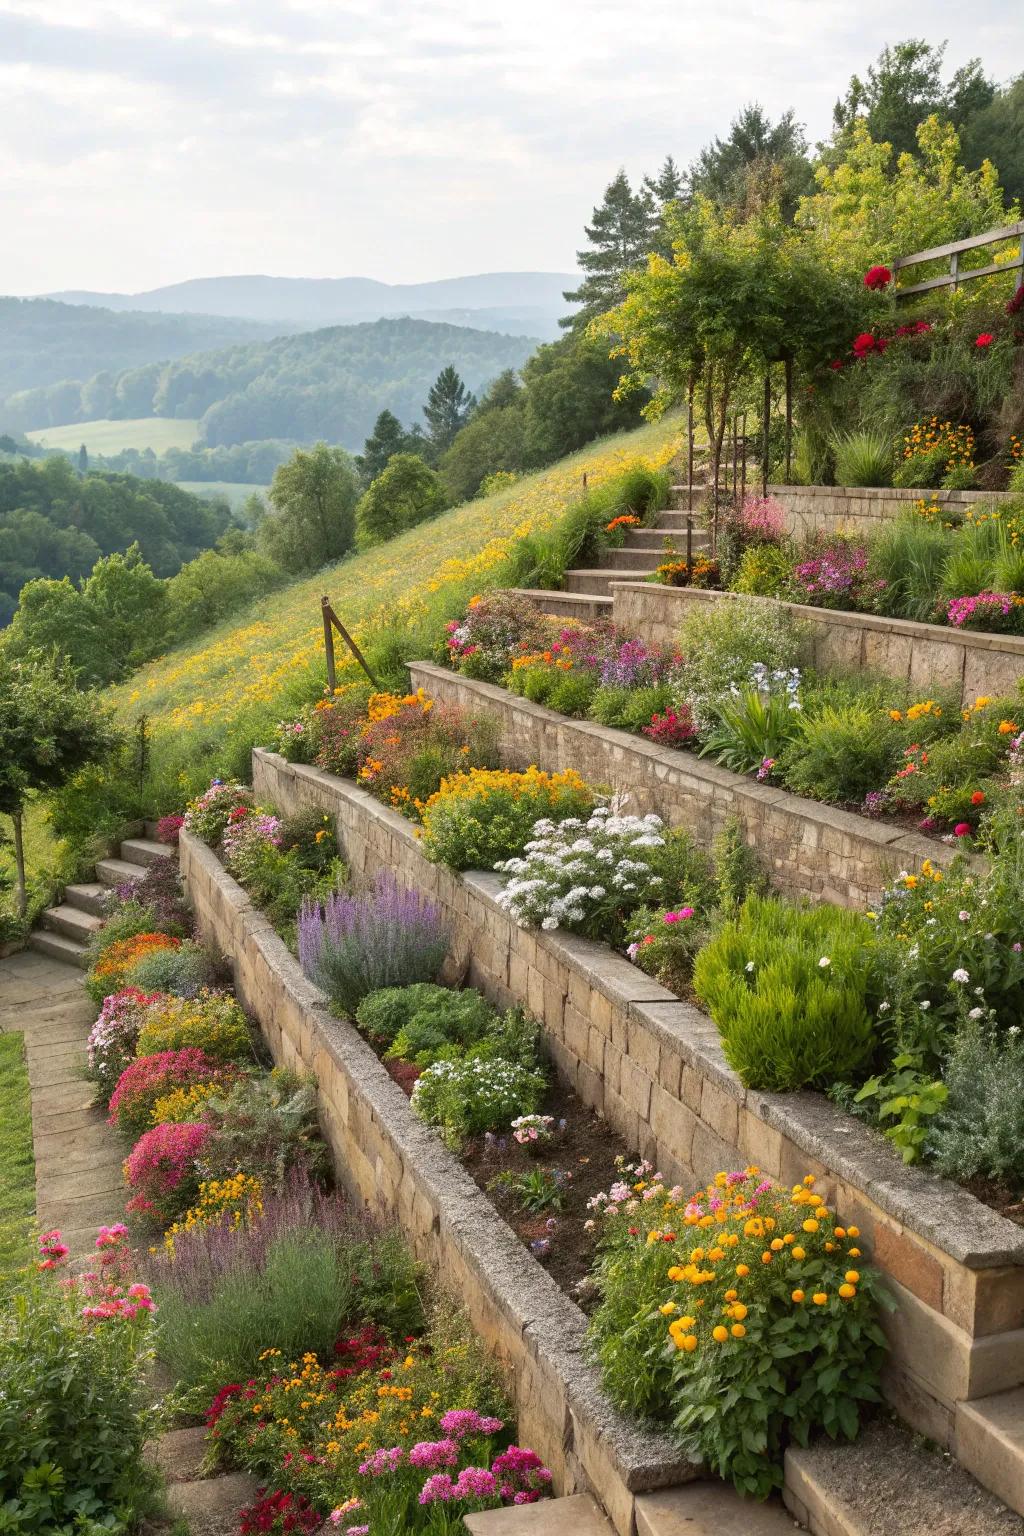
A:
0;948;123;1262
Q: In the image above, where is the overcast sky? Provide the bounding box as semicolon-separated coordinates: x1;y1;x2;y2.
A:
0;0;1020;296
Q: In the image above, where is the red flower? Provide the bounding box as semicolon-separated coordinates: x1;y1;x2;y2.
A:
914;320;932;334
864;265;892;291
829;359;843;371
875;335;890;354
852;333;877;358
975;333;995;349
971;791;986;806
954;823;971;836
1007;285;1024;317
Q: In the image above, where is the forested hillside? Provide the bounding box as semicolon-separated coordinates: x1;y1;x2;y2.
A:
0;297;286;402
0;456;231;623
2;318;538;448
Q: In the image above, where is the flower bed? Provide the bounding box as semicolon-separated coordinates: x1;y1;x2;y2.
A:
245;748;1024;1453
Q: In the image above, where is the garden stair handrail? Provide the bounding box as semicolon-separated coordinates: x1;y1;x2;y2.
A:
893;219;1024;298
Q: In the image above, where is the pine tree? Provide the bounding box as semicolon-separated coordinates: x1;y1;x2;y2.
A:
77;443;88;473
644;156;685;257
561;170;657;328
358;409;413;484
688;104;812;222
423;366;475;454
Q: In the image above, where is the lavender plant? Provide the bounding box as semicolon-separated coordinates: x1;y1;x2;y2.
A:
298;872;449;1015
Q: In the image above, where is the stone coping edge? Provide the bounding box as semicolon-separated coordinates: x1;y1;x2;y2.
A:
250;749;1024;1272
768;484;1016;506
607;582;1024;659
178;828;693;1497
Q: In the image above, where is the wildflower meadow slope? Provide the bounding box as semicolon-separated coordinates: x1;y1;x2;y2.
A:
106;416;681;746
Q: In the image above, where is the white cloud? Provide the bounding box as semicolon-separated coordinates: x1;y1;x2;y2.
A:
0;0;1019;291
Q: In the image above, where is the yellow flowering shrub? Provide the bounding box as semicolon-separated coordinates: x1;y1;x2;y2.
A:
136;990;252;1064
588;1164;886;1497
418;766;595;871
162;1173;264;1253
150;1079;223;1127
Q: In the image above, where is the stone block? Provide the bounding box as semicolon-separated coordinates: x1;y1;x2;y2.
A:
871;1218;945;1312
944;1264;1024;1338
909;634;965;696
699;1077;740;1147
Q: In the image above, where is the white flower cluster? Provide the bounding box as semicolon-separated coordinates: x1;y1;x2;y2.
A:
495;807;667;931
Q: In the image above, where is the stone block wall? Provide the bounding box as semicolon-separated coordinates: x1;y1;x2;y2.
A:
407;662;959;910
179;828;693;1535
610;584;1024;709
768;484;1014;541
249;749;1024;1452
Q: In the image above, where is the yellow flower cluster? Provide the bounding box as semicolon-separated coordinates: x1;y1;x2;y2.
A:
162;1173;264;1253
887;698;942;723
366;688;434;724
424;764;589;812
150;1079;222;1127
903;416;974;470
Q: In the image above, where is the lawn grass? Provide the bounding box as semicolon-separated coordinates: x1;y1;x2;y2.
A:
0;1033;36;1278
26;417;201;454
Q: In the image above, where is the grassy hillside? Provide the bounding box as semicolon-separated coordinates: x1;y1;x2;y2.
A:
176;479;268;511
27;417;200;453
108;415;681;749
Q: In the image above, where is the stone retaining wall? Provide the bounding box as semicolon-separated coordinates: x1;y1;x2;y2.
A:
250;748;1024;1452
768;484;1014;541
179;828;693;1535
407;661;956;910
610;584;1024;708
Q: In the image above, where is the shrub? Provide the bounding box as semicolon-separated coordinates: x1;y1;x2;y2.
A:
496;808;706;942
107;1049;235;1139
446;591;551;681
672;602;799;732
587;1165;886;1496
419;766;594;871
732;543;794;597
143;1172;422;1407
183;779;254;846
781;703;903;804
197;1071;328;1188
790;533;876;610
86;932;180;1006
626;904;712;995
831;427;893;487
356;983;494;1059
156;813;184;846
642;705;699;746
928;1019;1024;1189
86;987;160;1103
124;1119;214;1225
135;990;253;1063
411;1055;546;1147
123;937;215;998
109;857;191;935
945;591;1024;633
692;896;876;1091
0;1243;157;1531
357;692;500;814
700;668;802;775
224;804;344;933
298;872;449;1016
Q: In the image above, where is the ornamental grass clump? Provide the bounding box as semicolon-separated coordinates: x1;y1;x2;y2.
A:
419;765;594;870
587;1164;887;1497
693;896;876;1091
298;872;449;1016
143;1170;422;1407
496;806;706;944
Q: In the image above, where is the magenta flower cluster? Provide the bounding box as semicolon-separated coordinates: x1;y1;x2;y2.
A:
945;591;1020;630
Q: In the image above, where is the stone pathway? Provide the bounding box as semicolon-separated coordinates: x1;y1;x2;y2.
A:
0;947;122;1263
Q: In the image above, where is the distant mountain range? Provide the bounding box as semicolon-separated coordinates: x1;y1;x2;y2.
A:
44;271;578;338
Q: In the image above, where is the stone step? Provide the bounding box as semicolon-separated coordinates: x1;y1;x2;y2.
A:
623;526;709;547
564;568;656;596
95;856;148;888
596;546;686;571
465;1493;613;1535
659;507;708;526
119;836;174;868
636;1483;798;1534
784;1420;1024;1535
956;1388;1024;1520
165;1471;260;1532
63;882;110;917
509;588;613;623
29;929;89;969
144;820;165;841
40;904;103;943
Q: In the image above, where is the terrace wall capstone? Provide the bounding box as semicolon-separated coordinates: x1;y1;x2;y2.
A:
248;749;1024;1454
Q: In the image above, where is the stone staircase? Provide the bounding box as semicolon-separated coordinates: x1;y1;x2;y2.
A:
514;480;714;622
30;823;175;969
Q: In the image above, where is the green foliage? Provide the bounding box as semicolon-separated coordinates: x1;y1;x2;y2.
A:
928;1019;1024;1188
508;463;669;590
0;1265;157;1531
780;702;900;804
422;365;475;454
489;1167;569;1212
831;428;893;487
124;940;216;999
672;600;800;731
562;169;659;327
197;1071;329;1188
689;103;813;223
852;1055;948;1165
588;681;673;731
411;1053;546;1148
356;454;447;547
357;410;420;484
732;543;793;596
712;817;768;914
0;1034;34;1284
355;984;495;1066
164;546;285;644
520;334;649;462
693;896;876;1090
700;684;801;774
866;514;951;621
258;443;359;574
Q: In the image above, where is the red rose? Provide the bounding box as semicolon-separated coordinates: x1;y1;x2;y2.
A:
975;333;995;349
864;265;892;291
852;333;876;358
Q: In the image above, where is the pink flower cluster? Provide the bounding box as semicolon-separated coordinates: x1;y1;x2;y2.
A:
663;907;695;924
738;494;785;545
222;809;283;863
80;1276;157;1323
945;592;1020;630
793;542;870;599
37;1229;69;1269
107;1046;224;1129
123;1118;212;1221
87;988;159;1082
417;1445;552;1507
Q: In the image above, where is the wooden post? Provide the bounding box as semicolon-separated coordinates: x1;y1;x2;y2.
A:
12;809;25;919
762;372;770;499
732;413;739;500
740;411;748;505
686;378;695;512
321;595;337;694
950;250;959;292
792;354;798;485
582;472;588;493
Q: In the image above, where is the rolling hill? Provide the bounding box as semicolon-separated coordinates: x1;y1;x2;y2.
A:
27;418;201;455
4;318;540;449
0;296;289;402
46;271;577;336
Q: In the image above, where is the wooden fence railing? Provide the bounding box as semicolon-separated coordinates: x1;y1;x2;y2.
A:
320;596;381;692
893;220;1024;298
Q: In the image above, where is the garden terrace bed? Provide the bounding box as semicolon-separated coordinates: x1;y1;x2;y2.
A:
246;749;1024;1456
610;583;1024;710
768;485;1017;542
406;661;960;910
178;826;696;1535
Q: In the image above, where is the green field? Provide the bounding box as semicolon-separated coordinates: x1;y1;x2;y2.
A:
27;417;201;454
176;480;269;513
0;1034;35;1280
